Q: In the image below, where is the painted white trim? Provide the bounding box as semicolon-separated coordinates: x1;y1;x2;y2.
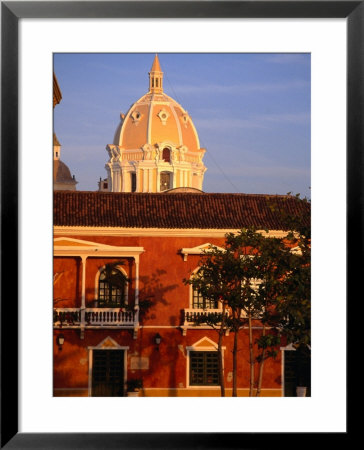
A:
185;336;225;389
162;92;201;149
281;349;285;397
137;387;283;391
54;237;145;257
54;227;288;238
81;256;87;310
170;103;183;145
181;243;225;261
290;246;303;255
88;335;130;350
88;348;92;396
280;343;297;351
187;266;222;311
53;323;266;330
54;237;135;248
187;336;220;349
118;98;136;146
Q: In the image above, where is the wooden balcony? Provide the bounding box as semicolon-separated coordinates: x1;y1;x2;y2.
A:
54;308;137;329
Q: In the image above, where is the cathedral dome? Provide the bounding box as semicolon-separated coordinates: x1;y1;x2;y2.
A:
104;55;207;193
113;55;200;153
54;160;77;190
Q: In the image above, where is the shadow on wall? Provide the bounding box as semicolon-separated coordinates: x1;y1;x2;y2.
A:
139;269;178;324
136;270;181;396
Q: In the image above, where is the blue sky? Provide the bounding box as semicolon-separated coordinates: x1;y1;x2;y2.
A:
54;53;310;197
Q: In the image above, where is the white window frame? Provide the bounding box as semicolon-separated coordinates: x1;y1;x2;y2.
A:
186;337;225;389
188;267;222;311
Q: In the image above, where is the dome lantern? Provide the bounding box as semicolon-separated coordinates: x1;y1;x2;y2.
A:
149;54;163;94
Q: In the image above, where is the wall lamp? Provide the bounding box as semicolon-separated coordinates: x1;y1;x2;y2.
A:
57;334;65;351
154;333;162;350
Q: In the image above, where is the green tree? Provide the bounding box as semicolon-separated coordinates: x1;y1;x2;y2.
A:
186;229;283;397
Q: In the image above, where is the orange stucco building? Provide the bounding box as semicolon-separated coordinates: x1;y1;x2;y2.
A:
53;192;309;397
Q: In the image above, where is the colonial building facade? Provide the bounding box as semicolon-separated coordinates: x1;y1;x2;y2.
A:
53;192;310;397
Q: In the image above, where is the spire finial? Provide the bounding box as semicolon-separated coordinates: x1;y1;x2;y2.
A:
149;54;163;93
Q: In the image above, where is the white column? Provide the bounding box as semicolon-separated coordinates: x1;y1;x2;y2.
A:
110;170;114;192
156;170;160;192
112;170;118;192
135;169;139;192
121;168;126;192
143;168;148;192
134;256;139;307
199;173;203;190
149;169;153;192
81;255;87;309
88;349;93;396
133;256;140;339
116;171;121;192
80;255;87;339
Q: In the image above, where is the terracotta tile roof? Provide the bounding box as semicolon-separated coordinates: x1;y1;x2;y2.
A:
53;191;310;230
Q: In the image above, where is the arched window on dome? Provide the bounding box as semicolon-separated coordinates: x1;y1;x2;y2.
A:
162;148;171;162
160;172;172;191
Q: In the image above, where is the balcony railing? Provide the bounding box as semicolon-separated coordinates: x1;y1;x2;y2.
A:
53;308;81;327
182;308;226;336
54;308;136;328
183;308;225;324
85;308;135;327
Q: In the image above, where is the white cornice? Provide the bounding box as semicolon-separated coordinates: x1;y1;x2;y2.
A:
54;237;144;257
54;227;288;238
180;242;226;261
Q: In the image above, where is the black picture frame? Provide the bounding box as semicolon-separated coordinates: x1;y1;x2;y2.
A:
1;1;358;448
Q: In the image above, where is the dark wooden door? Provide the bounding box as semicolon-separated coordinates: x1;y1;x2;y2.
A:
284;350;311;397
284;350;297;397
92;350;124;397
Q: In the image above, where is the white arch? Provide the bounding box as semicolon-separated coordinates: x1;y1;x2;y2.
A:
94;264;129;305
